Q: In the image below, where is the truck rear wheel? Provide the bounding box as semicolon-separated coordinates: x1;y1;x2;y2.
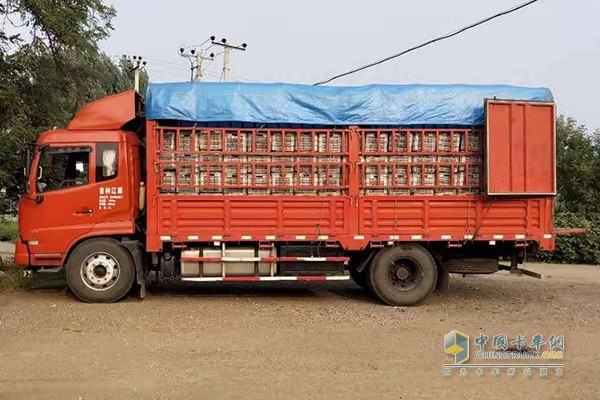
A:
368;244;437;306
66;238;135;303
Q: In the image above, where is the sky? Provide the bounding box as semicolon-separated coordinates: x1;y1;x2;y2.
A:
101;0;600;131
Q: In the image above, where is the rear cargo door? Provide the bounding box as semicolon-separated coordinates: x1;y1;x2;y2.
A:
485;100;556;195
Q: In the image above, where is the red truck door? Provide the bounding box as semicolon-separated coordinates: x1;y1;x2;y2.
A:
19;145;101;264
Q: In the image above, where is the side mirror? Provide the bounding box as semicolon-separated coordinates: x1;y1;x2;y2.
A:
23;193;44;204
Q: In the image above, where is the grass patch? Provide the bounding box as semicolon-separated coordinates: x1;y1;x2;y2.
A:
0;219;18;242
0;264;30;292
0;261;67;292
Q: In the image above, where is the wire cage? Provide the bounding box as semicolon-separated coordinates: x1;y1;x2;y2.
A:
359;128;484;195
155;126;482;196
156;127;349;195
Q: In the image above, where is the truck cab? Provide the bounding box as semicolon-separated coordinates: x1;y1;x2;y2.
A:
15;91;144;300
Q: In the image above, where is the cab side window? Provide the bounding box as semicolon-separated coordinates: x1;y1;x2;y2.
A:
96;143;118;182
37;148;90;193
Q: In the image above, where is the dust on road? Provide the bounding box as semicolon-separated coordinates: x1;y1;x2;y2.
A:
0;263;598;400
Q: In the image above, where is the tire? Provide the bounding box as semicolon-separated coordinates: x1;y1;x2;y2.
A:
349;267;369;290
66;238;135;303
367;244;437;306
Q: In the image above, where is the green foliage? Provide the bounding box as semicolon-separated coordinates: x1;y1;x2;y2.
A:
531;116;600;264
0;0;145;212
534;205;600;264
555;116;600;215
2;0;115;50
0;218;18;242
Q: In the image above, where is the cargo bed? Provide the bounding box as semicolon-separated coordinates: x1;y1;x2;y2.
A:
145;121;555;251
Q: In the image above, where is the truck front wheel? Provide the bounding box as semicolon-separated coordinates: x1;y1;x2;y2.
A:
66;238;135;303
368;244;437;306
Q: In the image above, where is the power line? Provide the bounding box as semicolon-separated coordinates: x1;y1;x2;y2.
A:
145;66;189;81
143;57;188;70
111;55;188;72
314;0;541;86
145;65;186;76
145;63;256;83
178;38;213;52
139;56;256;83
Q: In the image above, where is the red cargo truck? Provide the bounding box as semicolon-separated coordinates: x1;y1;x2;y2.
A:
14;83;558;305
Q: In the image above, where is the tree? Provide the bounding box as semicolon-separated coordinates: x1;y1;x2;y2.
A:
555;116;600;216
0;0;144;213
1;0;115;55
532;116;600;264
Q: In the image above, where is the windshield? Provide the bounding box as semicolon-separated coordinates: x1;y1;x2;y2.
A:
36;147;90;193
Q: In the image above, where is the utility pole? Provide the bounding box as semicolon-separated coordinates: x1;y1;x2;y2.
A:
125;55;146;91
223;46;231;82
210;36;247;81
194;51;203;82
179;47;215;82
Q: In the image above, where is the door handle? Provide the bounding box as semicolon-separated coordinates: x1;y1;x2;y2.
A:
74;207;94;214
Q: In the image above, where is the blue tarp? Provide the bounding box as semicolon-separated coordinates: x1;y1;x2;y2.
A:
146;82;553;126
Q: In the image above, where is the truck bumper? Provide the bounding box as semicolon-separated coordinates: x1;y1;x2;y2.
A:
13;238;29;267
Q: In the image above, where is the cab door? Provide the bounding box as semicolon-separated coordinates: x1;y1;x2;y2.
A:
19;145;99;265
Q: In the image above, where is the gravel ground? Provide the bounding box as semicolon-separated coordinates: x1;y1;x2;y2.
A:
0;263;598;400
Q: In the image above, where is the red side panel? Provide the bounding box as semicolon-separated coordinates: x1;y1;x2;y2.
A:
359;196;552;239
486;100;556;195
156;196;349;238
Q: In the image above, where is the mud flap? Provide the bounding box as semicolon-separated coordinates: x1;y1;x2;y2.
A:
122;240;146;299
354;250;376;273
431;252;449;293
435;262;450;292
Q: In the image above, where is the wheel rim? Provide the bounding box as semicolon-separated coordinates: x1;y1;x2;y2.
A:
387;258;423;291
80;252;120;291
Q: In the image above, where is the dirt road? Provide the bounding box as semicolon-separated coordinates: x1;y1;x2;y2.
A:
0;263;598;400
